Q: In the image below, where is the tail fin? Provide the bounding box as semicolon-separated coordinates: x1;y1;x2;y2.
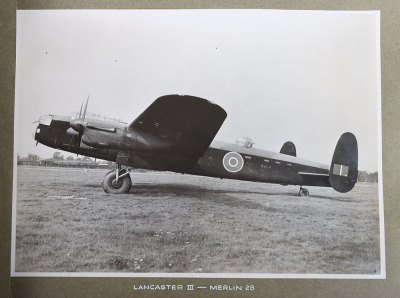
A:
329;132;358;193
280;141;296;157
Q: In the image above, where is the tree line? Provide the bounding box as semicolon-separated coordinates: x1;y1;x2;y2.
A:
18;152;94;162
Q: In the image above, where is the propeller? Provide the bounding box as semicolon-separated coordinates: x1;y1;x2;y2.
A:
68;95;89;150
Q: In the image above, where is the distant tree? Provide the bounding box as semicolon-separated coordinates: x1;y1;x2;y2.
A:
66;156;74;161
53;152;64;160
358;170;378;183
82;156;92;162
27;153;40;162
370;171;378;183
357;171;367;182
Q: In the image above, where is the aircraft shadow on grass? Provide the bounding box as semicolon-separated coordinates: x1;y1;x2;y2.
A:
84;181;358;208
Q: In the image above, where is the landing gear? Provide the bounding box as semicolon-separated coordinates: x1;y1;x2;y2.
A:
102;165;132;194
299;186;309;197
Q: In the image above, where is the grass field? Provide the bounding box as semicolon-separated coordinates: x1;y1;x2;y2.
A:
14;166;381;275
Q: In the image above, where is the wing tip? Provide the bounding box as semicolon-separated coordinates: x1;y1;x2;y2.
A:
157;94;227;116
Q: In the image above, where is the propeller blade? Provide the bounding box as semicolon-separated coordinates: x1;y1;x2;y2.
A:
67;127;79;136
68;94;90;151
82;95;89;121
76;134;82;149
68;133;82;151
78;102;83;118
68;135;75;150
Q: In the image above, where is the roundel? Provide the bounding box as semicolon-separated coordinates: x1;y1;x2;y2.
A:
223;152;244;173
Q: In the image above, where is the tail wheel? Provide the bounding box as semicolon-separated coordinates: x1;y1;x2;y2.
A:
102;170;132;194
299;187;309;196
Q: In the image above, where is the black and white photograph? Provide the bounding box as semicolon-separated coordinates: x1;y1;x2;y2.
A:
12;9;383;278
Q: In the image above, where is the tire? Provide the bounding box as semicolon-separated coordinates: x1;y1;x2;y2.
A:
299;188;309;197
102;170;132;194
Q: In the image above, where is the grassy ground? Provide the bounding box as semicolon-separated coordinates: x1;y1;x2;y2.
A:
14;166;381;274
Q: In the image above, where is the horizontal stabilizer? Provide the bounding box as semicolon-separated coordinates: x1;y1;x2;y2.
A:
280;141;296;157
298;172;330;187
329;132;358;193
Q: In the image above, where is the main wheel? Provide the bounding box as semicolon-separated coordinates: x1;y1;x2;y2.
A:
299;188;309;196
102;170;132;194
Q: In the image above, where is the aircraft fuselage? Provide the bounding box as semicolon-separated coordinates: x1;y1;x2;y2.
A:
34;114;330;188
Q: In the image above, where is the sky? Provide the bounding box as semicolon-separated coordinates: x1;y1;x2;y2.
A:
15;10;381;172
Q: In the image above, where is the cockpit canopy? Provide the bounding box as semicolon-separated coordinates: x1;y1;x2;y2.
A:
236;137;255;148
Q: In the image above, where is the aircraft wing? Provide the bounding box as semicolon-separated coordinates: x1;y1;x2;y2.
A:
128;95;227;167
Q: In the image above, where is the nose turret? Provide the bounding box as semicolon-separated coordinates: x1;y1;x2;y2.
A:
33;114;73;149
34;115;54;141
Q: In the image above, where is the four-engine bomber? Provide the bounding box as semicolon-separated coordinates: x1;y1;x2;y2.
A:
35;95;358;195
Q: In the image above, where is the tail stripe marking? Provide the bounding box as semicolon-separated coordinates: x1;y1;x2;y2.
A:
333;164;349;177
